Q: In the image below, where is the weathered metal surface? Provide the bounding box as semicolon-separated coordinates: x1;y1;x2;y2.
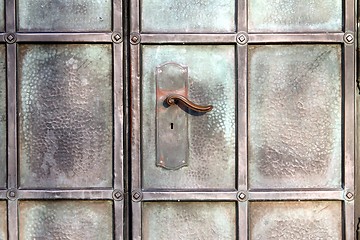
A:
141;0;235;33
142;202;236;239
248;0;342;32
18;0;112;32
156;62;189;170
141;45;235;189
0;2;4;32
19;201;113;240
248;44;342;189
18;44;113;188
0;45;5;188
250;201;342;239
0;201;6;240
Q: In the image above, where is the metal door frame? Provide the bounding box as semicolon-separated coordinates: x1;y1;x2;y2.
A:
2;0;126;239
130;0;356;239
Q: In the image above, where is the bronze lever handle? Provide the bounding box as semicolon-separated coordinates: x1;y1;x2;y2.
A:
165;94;213;113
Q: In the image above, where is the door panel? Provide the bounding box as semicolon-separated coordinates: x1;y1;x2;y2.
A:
249;201;342;239
0;201;6;239
141;0;235;33
3;0;124;239
142;202;236;239
248;44;342;189
141;45;236;189
19;200;113;240
131;0;356;239
17;0;112;32
18;44;113;188
248;0;342;32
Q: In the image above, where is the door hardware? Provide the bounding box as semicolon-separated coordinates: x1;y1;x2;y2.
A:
165;94;213;113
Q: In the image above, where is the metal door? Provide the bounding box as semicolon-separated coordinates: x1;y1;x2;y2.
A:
130;0;356;239
0;0;125;239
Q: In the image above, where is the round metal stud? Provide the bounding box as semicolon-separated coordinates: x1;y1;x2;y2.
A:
345;191;354;201
112;190;124;201
5;33;16;44
132;190;143;202
130;33;141;45
236;32;248;45
344;32;354;44
112;33;123;44
7;189;17;201
237;191;247;202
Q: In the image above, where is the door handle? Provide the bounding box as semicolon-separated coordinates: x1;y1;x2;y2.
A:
165;94;213;113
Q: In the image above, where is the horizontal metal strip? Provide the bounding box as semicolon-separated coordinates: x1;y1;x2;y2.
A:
249;190;344;201
249;33;344;43
0;190;7;199
0;33;5;43
16;33;113;42
142;191;238;201
16;189;114;199
140;33;344;44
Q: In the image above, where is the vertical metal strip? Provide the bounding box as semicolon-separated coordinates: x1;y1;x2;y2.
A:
113;0;123;33
238;201;248;240
5;0;15;32
345;0;356;31
238;45;248;192
8;201;18;240
114;201;124;240
237;0;247;32
113;41;124;193
345;201;355;239
344;42;356;238
130;0;140;33
130;42;141;238
6;44;16;190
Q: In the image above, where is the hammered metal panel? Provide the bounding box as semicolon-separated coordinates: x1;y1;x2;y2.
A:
0;202;7;240
248;45;342;189
19;201;113;240
250;201;342;239
0;45;5;188
0;2;4;32
18;44;113;188
142;45;236;189
143;202;236;240
18;0;111;32
248;0;342;32
141;0;235;33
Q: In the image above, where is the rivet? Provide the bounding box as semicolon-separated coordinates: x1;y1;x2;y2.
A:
346;191;354;200
5;33;16;44
237;191;247;201
112;190;123;201
132;190;143;202
344;32;354;44
7;189;17;200
236;32;248;45
130;33;141;45
112;33;123;43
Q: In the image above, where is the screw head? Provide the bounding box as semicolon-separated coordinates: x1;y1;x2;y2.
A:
7;189;17;200
237;191;247;201
114;34;121;41
130;33;141;45
112;190;123;201
236;32;248;45
5;33;16;44
132;191;142;202
111;33;123;43
344;33;354;44
346;191;354;200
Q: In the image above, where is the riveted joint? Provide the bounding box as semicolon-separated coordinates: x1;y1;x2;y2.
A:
345;191;354;201
130;33;141;45
344;32;354;44
132;190;143;202
7;189;17;201
236;32;248;45
5;33;16;44
237;191;248;202
112;32;123;43
112;190;124;201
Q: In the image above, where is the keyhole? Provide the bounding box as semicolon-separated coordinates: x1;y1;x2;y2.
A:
170;123;174;129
